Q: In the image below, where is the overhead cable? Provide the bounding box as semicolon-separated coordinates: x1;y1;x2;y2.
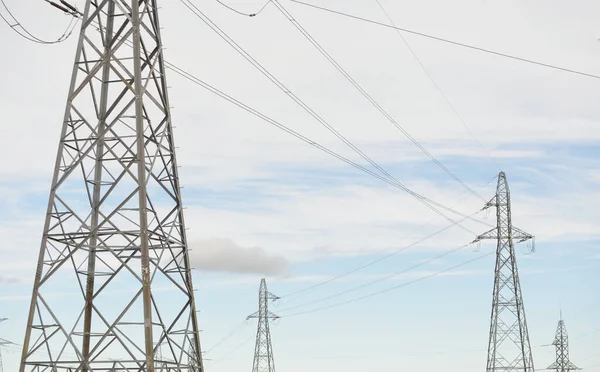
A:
277;174;496;300
82;13;491;231
278;207;485;300
278;244;472;313
178;0;486;233
288;0;600;81
215;0;272;17
283;251;494;317
206;335;255;367
272;0;485;202
372;0;500;171
0;0;79;44
165;60;493;232
205;320;249;353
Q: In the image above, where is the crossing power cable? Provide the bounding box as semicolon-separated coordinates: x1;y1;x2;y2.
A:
215;0;272;17
166;60;493;233
276;174;496;301
80;13;490;232
271;0;485;202
0;0;79;44
282;251;494;317
205;320;249;354
51;13;496;313
71;18;497;315
178;0;487;234
278;205;488;300
288;0;600;81
277;243;472;313
372;0;500;172
206;335;255;367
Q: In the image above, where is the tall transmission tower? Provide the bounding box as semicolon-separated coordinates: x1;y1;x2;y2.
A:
19;1;203;371
547;312;580;372
247;279;279;372
473;171;535;372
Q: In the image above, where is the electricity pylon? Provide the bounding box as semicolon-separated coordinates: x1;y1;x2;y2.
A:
247;279;279;372
473;171;535;372
19;1;203;371
0;317;16;372
547;312;580;372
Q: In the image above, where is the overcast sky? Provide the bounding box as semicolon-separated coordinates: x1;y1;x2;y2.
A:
0;0;599;371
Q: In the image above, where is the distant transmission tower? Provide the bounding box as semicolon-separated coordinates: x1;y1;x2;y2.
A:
19;1;203;371
474;171;535;372
0;317;16;372
247;279;279;372
547;312;580;372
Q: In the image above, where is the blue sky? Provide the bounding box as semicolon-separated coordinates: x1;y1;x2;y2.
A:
0;0;599;371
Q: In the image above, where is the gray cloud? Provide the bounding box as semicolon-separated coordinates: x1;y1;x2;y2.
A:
188;238;290;276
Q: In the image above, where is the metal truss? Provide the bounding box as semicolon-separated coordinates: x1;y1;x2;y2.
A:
547;313;580;372
474;171;535;372
19;1;203;371
247;279;279;372
0;317;16;372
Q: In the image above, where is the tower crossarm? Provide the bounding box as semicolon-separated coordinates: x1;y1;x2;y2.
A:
547;362;581;371
472;227;499;243
513;227;533;243
473;226;533;244
247;311;280;320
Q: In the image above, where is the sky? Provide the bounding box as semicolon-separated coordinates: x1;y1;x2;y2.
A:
0;0;599;371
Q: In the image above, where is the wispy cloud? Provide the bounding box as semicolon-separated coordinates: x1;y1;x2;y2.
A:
0;275;19;285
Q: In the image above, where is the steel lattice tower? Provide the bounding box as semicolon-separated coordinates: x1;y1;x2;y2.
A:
0;317;15;372
19;1;203;371
474;171;535;372
547;312;580;372
247;279;279;372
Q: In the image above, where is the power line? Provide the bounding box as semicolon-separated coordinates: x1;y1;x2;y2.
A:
278;243;472;313
372;0;500;172
81;13;492;234
178;0;486;233
283;251;494;317
279;206;486;300
276;174;496;301
0;0;79;44
207;335;255;367
288;0;600;81
84;17;498;315
271;0;485;202
215;0;272;17
165;60;493;231
285;348;488;358
82;4;491;238
17;8;498;319
205;320;249;353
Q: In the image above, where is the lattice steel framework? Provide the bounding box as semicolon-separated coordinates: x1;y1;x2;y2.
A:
474;171;535;372
19;1;203;371
247;279;279;372
0;317;15;372
547;313;580;372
